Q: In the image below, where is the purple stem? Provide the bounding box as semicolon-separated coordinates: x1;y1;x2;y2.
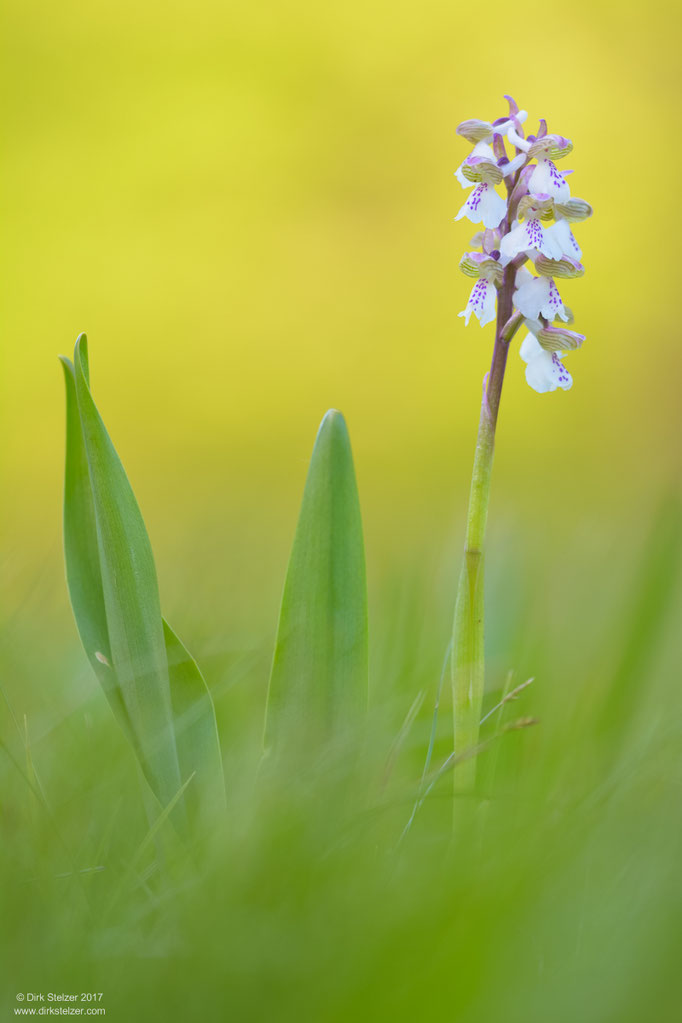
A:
484;180;519;431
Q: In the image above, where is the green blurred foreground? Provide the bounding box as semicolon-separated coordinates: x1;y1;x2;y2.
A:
1;466;681;1020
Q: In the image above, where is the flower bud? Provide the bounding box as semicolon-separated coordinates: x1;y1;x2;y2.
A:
554;197;593;222
537;325;585;351
534;255;585;279
528;134;573;160
456;119;493;143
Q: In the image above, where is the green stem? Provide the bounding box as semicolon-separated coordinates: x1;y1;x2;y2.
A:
451;255;522;792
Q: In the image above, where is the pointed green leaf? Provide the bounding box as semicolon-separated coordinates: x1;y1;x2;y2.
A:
60;354;138;751
265;409;368;749
71;334;182;816
60;334;223;831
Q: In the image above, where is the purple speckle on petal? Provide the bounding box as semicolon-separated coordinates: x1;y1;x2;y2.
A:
525;219;543;248
467;184;486;213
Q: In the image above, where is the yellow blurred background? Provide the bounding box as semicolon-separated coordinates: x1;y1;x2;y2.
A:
1;0;680;643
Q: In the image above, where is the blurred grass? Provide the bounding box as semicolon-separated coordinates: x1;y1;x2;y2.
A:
2;0;682;1017
2;496;681;1020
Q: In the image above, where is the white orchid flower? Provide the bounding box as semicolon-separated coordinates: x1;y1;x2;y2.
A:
519;333;573;393
500;217;564;261
459;277;497;327
528;158;570;202
546;218;582;261
455;183;507;230
513;273;569;322
454;142;497;187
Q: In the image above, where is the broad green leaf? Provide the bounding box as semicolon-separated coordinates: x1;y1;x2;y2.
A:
61;333;224;829
60;354;137;750
265;409;368;749
71;334;181;817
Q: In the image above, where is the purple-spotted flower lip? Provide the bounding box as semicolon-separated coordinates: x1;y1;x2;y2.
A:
501;216;564;262
529;158;572;203
459;276;497;327
454;181;508;230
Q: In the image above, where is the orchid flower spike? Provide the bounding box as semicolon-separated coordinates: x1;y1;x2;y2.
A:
454;97;592;393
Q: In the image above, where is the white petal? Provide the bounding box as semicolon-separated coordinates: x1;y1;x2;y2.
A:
519;332;543;364
515;265;534;288
542;279;569;322
500;218;547;260
507;127;531;152
472;141;496;160
492;112;527;139
458;278;496;327
455;184;485;223
479;280;497;325
514;276;568;322
480;185;507;229
547;218;582;260
501;153;527;177
455;183;506;229
500;222;526;261
513;276;550;320
529;159;570;202
491;118;513;137
523;349;573;393
541;225;565;261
